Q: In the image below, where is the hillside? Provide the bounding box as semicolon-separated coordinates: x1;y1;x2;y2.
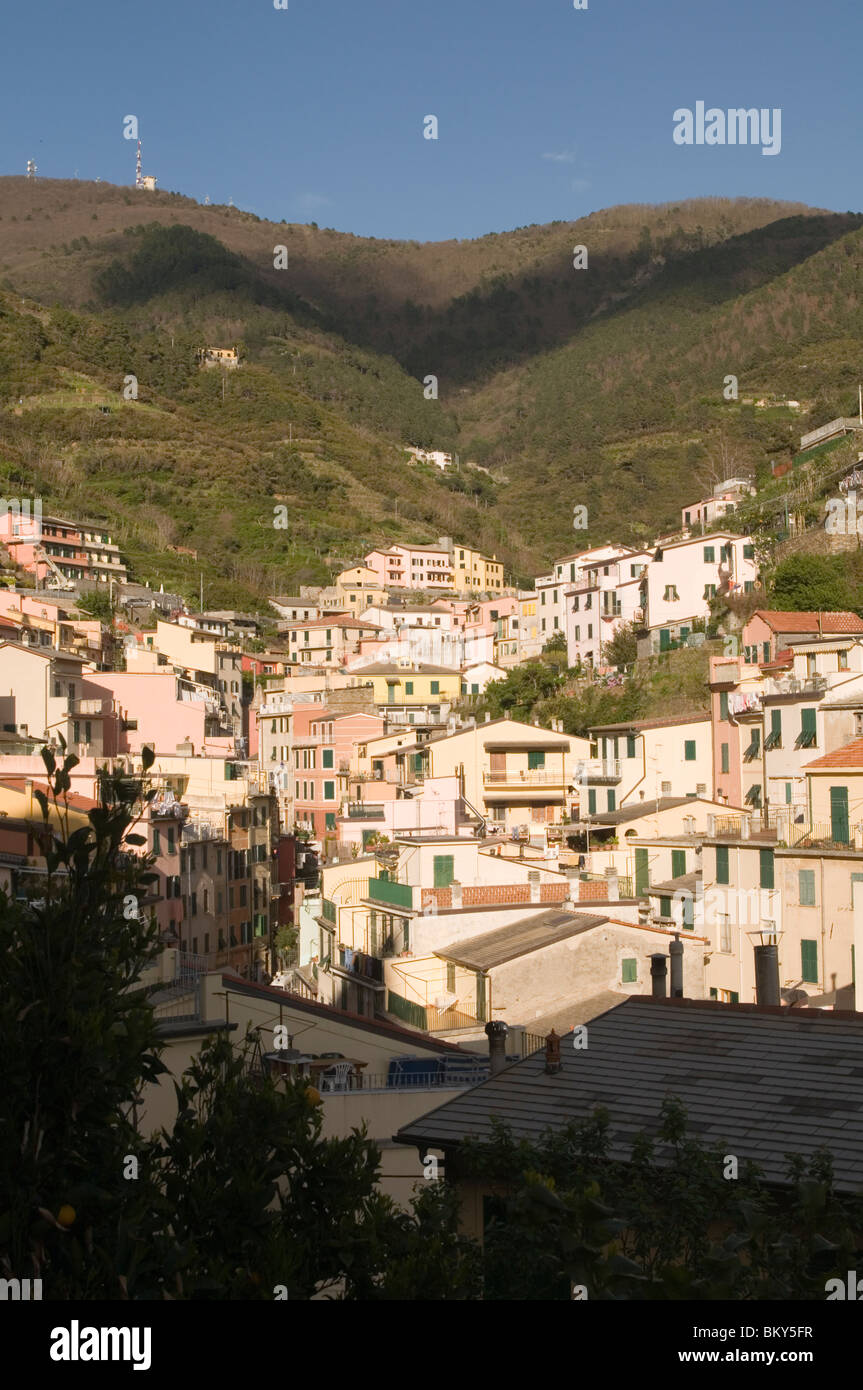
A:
2;177;863;599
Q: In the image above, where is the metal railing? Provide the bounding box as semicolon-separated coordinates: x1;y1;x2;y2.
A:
483;768;566;784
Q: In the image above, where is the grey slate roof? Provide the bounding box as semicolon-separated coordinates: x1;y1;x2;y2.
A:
394;995;863;1190
590;797;695;825
433;909;609;971
648;871;700;896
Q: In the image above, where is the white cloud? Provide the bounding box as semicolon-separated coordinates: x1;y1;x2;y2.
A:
541;151;576;163
571;178;591;192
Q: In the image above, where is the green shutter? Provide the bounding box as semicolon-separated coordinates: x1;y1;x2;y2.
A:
798;869;815;906
830;785;850;845
719;691;729;720
671;849;686;879
716;845;729;885
621;958;637;983
322;748;334;768
430;680;440;694
627;735;637;758
433;855;454;888
323;780;335;800
659;896;672;918
801;939;819;984
325;812;336;830
684;740;696;761
635;847;649;896
588;789;596;814
405;681;414;694
607;790;616;811
759;848;774;890
527;750;546;770
721;742;730;774
659;628;671;652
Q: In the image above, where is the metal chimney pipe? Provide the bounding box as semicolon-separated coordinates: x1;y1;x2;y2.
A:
669;934;684;998
650;953;668;999
485;1020;508;1076
754;944;780;1006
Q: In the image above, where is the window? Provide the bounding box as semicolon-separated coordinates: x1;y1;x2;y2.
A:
659;896;672;919
759;848;774;890
721;742;730;774
719;916;732;953
323;781;335;801
621;958;637;984
430;680;439;694
719;691;729;720
839;650;849;670
663;585;679;601
588;789;596;814
743;544;755;559
607;790;616;811
671;849;686;879
764;709;782;749
626;734;636;758
684;740;696;761
703;546;715;563
798;869;816;906
797;708;817;749
405;681;414;694
322;748;334;769
703;584;717;600
716;844;729;885
801;939;819;984
433;855;454;888
527;750;546;770
325;812;336;830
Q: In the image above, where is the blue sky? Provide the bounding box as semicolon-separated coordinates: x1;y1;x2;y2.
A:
1;0;859;240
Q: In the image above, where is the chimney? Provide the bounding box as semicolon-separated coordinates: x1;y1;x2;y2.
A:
669;933;684;998
604;865;619;900
707;813;716;836
529;871;541;903
544;1029;562;1074
485;1020;508;1075
754;941;780;1006
650;953;668;998
450;881;462;908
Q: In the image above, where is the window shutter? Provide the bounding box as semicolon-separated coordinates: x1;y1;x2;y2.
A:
716;845;729;885
801;939;818;984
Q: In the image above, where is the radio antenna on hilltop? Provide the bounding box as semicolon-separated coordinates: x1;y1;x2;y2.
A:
135;139;143;189
26;159;37;179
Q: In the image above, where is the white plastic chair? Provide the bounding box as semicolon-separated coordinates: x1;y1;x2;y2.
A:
319;1062;355;1092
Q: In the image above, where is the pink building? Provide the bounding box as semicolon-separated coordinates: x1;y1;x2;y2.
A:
364;544;454;591
291;707;384;846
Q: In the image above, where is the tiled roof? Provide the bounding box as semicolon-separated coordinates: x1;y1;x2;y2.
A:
753;610;863;634
394;995;863;1189
804;737;863;770
433;910;609;971
589;713;710;733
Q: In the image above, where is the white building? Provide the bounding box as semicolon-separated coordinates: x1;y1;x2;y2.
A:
638;533;758;653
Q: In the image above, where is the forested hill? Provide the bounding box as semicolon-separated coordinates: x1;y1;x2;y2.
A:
1;177;862;605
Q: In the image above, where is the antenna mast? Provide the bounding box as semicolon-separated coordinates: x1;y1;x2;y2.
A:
135;139;143;189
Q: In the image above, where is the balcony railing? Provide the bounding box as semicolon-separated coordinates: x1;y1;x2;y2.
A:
483;768;566;785
579;758;622;784
343;803;386;819
367;876;414;910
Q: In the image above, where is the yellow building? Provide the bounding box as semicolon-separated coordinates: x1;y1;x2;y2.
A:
359;663;462;709
425;716;577;831
335;565;388;618
450;546;504;595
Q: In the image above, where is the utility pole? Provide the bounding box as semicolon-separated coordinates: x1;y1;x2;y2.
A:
200;573;204;613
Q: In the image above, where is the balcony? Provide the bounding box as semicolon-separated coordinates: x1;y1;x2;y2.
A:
343;802;386;820
70;698;109;716
578;758;622;784
483;767;566;786
367;876;414;910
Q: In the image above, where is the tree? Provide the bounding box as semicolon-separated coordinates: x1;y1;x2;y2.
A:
0;747;480;1299
602;620;638;669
